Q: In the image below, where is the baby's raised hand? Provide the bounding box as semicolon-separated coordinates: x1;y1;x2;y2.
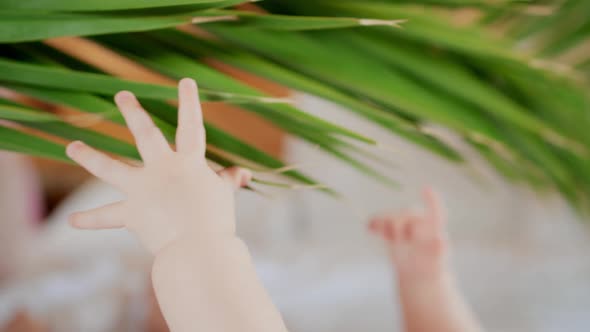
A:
369;188;448;279
66;78;251;254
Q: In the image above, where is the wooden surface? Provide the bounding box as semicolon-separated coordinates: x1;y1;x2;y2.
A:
1;312;48;332
23;35;288;211
44;36;287;157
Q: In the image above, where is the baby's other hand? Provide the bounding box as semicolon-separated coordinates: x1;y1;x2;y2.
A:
369;188;448;279
66;78;251;254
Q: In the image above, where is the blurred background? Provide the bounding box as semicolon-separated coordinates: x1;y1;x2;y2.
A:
2;95;590;332
1;0;590;331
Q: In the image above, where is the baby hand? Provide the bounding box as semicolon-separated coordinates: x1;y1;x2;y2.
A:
369;188;448;279
66;78;251;254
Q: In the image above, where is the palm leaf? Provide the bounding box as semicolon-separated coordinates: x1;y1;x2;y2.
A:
1;0;590;211
0;125;69;161
0;0;225;11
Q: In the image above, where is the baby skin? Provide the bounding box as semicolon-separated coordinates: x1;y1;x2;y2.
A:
65;77;482;332
66;78;289;332
369;189;484;332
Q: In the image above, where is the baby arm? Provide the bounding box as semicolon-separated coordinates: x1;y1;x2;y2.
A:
66;79;288;332
369;189;483;332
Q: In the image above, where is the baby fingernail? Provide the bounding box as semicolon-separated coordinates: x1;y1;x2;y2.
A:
180;78;197;88
115;91;135;105
66;141;84;156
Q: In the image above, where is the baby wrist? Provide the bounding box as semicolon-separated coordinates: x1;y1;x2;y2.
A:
153;230;244;258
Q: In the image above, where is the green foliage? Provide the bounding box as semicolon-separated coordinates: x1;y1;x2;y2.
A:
1;0;589;211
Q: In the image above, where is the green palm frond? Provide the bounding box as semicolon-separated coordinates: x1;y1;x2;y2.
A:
1;0;589;212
